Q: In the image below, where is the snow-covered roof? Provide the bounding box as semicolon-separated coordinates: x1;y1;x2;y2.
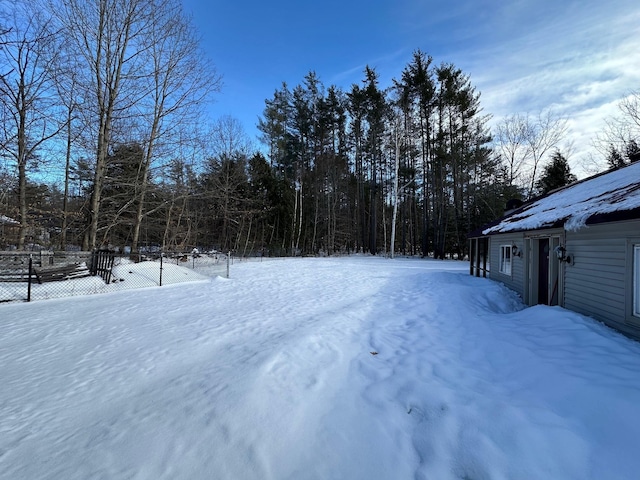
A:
0;214;19;225
484;161;640;235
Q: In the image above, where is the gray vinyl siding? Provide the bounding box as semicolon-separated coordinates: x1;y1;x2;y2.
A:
564;219;640;338
488;232;525;298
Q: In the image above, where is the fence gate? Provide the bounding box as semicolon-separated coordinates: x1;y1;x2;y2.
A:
90;250;115;283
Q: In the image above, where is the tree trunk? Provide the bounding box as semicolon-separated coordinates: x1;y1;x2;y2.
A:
18;161;27;250
391;132;400;259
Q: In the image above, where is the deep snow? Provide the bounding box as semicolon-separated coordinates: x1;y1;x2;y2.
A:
2;256;640;479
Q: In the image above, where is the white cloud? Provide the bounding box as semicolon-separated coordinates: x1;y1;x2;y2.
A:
456;6;640;177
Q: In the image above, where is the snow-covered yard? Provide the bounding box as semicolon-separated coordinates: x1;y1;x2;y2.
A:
2;256;640;479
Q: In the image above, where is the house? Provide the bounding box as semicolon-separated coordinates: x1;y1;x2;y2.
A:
469;161;640;340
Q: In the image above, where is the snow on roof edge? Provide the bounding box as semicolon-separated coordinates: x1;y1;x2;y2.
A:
482;162;640;235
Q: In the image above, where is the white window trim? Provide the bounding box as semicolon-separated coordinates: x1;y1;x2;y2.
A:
499;245;512;276
634;245;640;318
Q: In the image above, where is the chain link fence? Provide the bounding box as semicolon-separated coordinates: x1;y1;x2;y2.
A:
0;250;230;304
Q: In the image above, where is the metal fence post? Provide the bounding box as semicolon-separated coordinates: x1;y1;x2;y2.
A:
159;253;163;286
226;251;230;279
90;249;96;276
27;256;32;302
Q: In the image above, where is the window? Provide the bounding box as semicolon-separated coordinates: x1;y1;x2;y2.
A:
634;245;640;317
500;245;512;276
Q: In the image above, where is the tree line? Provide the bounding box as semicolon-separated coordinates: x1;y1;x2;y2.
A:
1;0;637;256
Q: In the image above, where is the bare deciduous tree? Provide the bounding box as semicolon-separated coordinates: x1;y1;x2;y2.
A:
494;113;530;188
0;5;62;249
593;91;640;165
130;0;221;252
619;91;640;131
494;111;567;198
52;59;86;249
52;0;150;250
525;111;568;197
209;115;253;160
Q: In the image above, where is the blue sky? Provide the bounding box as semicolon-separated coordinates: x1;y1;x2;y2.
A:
181;0;640;174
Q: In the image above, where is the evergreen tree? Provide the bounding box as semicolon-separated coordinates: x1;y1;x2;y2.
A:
405;50;435;257
99;143;146;249
361;67;389;254
535;151;577;195
247;152;294;255
258;83;294;178
200;153;250;252
606;144;626;169
626;140;640;163
346;82;368;252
